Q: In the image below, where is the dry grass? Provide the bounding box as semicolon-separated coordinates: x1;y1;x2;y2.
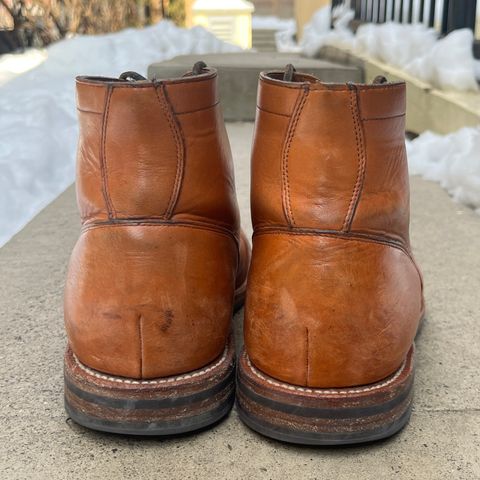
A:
0;0;185;49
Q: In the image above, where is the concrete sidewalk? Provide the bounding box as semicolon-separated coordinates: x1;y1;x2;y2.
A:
1;123;479;479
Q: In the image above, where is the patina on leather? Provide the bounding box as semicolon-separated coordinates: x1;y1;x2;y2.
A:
65;65;250;379
245;69;424;388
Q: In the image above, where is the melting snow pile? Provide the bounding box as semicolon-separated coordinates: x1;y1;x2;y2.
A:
407;127;480;214
300;5;355;56
0;48;47;86
355;23;479;91
294;6;480;92
0;21;240;247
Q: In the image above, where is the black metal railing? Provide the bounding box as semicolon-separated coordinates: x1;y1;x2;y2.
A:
331;0;479;57
331;0;478;36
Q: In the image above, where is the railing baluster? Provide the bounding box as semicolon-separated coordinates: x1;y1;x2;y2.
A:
354;0;362;20
441;0;450;34
447;0;478;33
428;0;436;27
419;0;425;23
381;0;387;22
465;0;477;33
407;0;414;22
346;0;478;39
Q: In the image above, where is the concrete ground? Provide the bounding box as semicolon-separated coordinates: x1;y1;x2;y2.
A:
1;123;479;479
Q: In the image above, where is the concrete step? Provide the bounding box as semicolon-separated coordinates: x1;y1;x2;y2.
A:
1;123;479;478
148;52;362;121
252;43;277;52
252;28;278;52
252;30;277;38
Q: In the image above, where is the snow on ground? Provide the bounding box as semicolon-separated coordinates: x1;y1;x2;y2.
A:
0;21;240;247
290;6;480;92
355;24;479;91
407;127;480;214
0;48;47;86
299;5;354;56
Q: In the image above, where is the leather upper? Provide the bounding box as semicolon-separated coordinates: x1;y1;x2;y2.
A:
65;68;250;379
245;71;424;388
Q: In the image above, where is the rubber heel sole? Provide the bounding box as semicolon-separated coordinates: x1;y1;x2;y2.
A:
236;345;415;445
64;337;235;436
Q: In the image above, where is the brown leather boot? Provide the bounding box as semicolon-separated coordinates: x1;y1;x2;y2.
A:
64;63;250;435
237;67;424;445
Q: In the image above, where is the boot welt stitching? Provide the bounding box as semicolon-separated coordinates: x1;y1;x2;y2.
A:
154;84;185;220
72;346;228;385
342;86;367;232
100;86;116;218
281;86;309;227
246;354;408;395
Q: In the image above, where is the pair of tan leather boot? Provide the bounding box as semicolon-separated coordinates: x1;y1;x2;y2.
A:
64;62;423;445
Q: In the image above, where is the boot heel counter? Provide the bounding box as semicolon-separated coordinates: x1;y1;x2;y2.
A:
245;233;422;388
64;224;238;379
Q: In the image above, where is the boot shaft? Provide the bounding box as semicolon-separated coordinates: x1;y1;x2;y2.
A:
251;71;410;246
75;68;239;232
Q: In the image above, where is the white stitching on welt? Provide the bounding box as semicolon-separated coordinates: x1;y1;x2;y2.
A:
73;347;228;385
246;354;407;395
